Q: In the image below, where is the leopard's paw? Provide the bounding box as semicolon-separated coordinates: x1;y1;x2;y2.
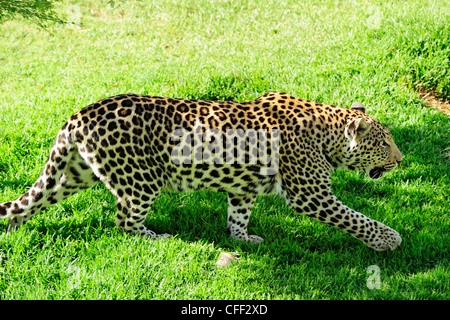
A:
230;233;264;244
142;229;172;240
365;223;402;251
247;235;264;244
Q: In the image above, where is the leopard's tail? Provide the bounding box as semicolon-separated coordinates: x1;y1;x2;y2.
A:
0;123;76;227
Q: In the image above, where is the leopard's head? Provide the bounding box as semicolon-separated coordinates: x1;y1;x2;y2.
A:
342;103;403;179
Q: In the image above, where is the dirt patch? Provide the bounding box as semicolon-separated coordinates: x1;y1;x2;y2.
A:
418;88;450;115
417;88;450;162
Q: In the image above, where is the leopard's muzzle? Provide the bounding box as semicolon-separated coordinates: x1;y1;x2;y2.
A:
369;167;387;179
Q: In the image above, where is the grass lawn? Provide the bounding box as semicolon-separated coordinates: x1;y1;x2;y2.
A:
0;0;449;300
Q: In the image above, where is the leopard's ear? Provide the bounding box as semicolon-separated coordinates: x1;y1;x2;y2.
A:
351;102;366;114
345;118;371;140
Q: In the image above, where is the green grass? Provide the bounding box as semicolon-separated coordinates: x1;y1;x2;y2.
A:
0;0;449;300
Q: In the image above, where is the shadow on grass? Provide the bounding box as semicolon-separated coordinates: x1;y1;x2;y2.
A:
179;73;273;101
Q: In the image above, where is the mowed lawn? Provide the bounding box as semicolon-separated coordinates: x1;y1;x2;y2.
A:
0;0;449;300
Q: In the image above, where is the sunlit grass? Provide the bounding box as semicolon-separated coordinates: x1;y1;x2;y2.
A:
0;0;449;300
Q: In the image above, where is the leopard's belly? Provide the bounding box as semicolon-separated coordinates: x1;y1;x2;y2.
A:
163;163;283;195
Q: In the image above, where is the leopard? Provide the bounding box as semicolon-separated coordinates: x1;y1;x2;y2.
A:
0;92;403;251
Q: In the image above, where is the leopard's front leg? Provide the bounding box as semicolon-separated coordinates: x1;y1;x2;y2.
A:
286;191;402;251
226;193;263;244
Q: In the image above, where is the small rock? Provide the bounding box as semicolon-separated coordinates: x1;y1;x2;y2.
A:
215;252;237;268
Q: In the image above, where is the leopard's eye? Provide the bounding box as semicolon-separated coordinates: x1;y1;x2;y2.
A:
381;140;390;148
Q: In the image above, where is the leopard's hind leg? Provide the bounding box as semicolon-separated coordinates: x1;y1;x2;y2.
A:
74;142;171;240
114;195;171;239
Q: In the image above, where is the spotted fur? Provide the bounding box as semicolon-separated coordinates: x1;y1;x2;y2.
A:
0;92;403;250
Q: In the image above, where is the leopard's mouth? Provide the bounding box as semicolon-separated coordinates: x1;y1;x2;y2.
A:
369;167;386;180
